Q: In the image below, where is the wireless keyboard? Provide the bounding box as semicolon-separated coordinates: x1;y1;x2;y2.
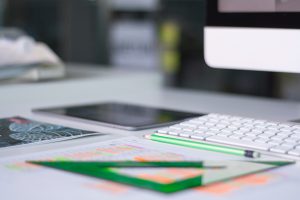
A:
155;114;300;160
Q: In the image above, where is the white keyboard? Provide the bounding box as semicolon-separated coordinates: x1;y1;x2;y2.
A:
156;113;300;160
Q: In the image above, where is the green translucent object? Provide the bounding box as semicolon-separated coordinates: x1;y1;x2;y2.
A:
28;160;293;193
29;161;203;193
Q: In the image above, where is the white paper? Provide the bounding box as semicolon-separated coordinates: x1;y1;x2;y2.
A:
0;36;61;67
1;136;300;200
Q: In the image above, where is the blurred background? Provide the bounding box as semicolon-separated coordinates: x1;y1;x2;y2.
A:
1;0;300;100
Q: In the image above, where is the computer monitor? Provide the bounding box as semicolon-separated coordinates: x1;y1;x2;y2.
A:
204;0;300;73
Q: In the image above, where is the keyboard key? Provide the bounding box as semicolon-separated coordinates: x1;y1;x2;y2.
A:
288;149;300;156
266;122;278;126
209;127;222;131
231;121;243;126
241;118;254;123
206;136;274;150
216;124;227;129
270;146;292;154
239;127;251;132
169;125;184;130
205;131;219;135
168;129;181;136
194;129;206;134
219;120;231;125
190;120;205;125
243;123;255;128
207;113;219;118
280;127;294;132
284;137;297;143
281;142;296;148
276;131;290;136
190;134;209;140
258;134;273;139
254;120;267;124
255;124;268;129
204;122;216;127
270;135;287;141
219;115;231;120
181;123;197;128
267;126;279;131
229;134;242;139
167;129;182;135
267;140;281;146
292;130;300;134
184;128;196;132
155;113;300;159
208;118;219;123
157;128;170;134
278;124;292;128
230;116;242;121
220;128;235;133
241;136;255;141
217;132;232;137
250;129;264;134
196;126;209;131
227;125;239;130
292;125;300;129
292;125;300;128
245;132;260;137
233;130;248;135
254;138;269;144
263;130;278;135
290;133;300;139
179;132;192;138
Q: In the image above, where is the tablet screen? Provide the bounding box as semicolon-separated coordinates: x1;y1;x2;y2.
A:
34;103;201;130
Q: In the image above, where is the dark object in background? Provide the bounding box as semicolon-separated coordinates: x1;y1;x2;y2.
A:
160;0;275;97
3;0;300;100
3;0;109;64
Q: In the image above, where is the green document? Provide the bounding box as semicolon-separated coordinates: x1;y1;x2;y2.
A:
29;160;292;193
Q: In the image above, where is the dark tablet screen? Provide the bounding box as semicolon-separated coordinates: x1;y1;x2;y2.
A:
34;102;202;130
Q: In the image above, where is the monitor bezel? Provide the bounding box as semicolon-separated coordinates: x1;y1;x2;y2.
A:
207;0;300;29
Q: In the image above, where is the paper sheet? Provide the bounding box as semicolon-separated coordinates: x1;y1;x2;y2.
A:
0;117;98;148
0;36;61;67
1;136;299;200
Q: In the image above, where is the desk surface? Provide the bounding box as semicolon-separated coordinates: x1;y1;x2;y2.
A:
1;63;300;155
1;63;300;199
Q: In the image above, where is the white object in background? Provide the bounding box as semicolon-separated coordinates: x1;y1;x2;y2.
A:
110;20;160;70
110;0;159;11
204;27;300;73
0;36;65;81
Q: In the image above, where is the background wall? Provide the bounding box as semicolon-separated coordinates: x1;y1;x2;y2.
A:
1;0;300;100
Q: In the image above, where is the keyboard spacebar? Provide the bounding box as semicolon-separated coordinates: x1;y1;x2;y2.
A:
206;136;273;151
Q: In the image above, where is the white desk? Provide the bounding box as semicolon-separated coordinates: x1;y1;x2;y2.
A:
1;64;300;199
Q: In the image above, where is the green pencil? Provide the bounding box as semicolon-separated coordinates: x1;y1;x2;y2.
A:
28;161;224;169
145;133;260;158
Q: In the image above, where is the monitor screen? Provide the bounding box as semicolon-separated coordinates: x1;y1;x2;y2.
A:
204;0;300;73
218;0;300;13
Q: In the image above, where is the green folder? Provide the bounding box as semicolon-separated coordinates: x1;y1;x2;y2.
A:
29;160;293;193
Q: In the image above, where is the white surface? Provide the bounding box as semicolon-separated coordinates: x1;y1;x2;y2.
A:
1;136;295;200
0;36;61;66
1;64;300;156
1;64;300;199
156;114;300;161
204;27;300;73
219;0;276;12
110;20;159;70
